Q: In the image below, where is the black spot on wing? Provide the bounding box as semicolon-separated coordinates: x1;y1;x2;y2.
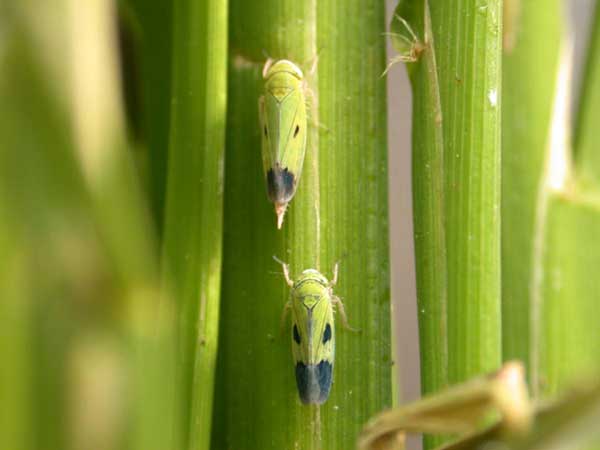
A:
294;124;300;137
294;361;333;404
293;324;301;344
264;125;268;137
295;362;311;404
266;167;296;203
323;323;332;344
317;361;333;403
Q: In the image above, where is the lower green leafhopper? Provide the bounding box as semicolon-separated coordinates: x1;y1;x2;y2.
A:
259;59;308;229
276;259;356;404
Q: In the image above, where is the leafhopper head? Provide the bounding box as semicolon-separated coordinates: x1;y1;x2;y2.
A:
263;59;304;80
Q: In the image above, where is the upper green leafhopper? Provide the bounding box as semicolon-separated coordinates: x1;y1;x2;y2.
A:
277;259;356;404
259;59;307;229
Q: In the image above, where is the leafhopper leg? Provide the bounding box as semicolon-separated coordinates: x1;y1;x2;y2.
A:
305;87;329;132
273;255;294;287
307;53;319;77
332;296;361;333
329;262;339;287
280;301;292;336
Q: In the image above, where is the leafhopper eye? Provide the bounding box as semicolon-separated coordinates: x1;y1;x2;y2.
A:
293;124;300;138
293;324;301;344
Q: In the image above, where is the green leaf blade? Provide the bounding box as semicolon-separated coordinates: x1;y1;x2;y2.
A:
501;0;563;376
161;0;228;448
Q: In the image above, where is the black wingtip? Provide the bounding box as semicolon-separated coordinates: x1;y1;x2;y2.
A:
267;166;296;204
295;361;333;404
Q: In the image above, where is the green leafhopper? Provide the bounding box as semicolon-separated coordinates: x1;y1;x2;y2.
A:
276;258;357;404
259;59;308;229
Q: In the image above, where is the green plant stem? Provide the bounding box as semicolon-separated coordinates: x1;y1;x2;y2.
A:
0;32;66;450
391;10;447;450
501;0;562;376
0;3;155;449
318;0;391;445
119;0;173;236
215;2;321;449
539;194;600;396
214;56;285;450
215;1;390;448
69;4;175;450
70;0;158;285
394;0;448;403
0;207;32;450
392;0;501;446
394;0;502;407
160;0;228;449
574;2;600;184
428;0;502;385
535;1;600;399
